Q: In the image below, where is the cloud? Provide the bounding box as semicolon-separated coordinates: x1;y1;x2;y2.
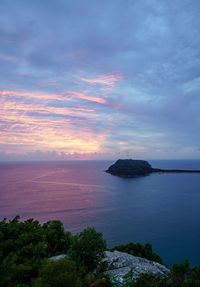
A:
64;91;108;105
1;0;200;159
0;88;107;156
80;74;121;93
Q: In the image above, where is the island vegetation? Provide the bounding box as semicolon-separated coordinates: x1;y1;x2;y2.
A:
0;216;200;287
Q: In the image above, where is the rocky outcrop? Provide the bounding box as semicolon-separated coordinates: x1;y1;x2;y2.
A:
106;159;200;177
102;250;169;285
49;251;169;285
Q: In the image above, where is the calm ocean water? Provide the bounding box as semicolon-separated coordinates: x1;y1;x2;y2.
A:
0;159;200;266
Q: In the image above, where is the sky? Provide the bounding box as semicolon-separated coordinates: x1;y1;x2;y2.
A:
0;0;200;160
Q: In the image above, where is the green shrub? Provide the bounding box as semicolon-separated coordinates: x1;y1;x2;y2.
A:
130;273;166;287
33;258;82;287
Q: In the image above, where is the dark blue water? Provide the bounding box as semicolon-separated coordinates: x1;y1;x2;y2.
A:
0;159;200;266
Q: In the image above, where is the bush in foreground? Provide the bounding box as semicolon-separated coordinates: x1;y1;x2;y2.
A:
0;217;106;286
2;216;200;287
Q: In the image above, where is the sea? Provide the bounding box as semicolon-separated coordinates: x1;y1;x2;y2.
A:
0;159;200;267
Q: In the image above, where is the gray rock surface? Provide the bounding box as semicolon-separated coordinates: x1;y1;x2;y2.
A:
102;251;169;285
49;254;66;261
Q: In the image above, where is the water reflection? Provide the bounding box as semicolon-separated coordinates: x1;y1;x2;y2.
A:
1;160;200;266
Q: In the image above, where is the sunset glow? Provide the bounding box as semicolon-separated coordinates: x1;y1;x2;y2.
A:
0;88;108;156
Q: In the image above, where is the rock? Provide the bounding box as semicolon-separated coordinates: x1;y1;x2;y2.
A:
49;254;66;261
102;251;169;285
106;159;153;177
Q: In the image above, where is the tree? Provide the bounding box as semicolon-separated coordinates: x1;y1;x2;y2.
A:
71;227;106;271
43;220;72;256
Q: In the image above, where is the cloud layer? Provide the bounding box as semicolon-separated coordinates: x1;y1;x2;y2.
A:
0;0;200;160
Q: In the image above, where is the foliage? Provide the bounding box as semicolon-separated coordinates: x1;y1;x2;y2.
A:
170;259;190;286
2;216;200;287
125;273;166;287
71;227;107;271
43;220;72;256
0;216;72;287
89;277;112;287
111;242;162;263
32;258;82;287
0;217;107;287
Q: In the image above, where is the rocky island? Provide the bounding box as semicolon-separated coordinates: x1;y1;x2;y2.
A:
106;159;200;177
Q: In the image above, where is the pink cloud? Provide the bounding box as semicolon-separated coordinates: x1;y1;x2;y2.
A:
65;91;108;105
0;89;108;105
1;99;96;117
80;74;121;93
0;89;107;155
0;90;62;101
